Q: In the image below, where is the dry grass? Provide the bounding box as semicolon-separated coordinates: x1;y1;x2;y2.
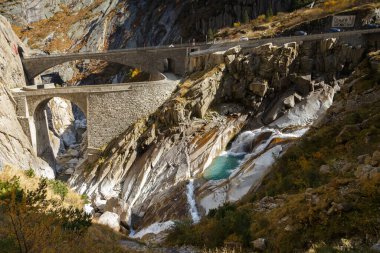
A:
202;247;244;253
0;165;83;209
215;0;380;41
12;0;111;52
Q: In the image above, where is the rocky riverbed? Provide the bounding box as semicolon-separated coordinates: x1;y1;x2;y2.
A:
67;34;369;239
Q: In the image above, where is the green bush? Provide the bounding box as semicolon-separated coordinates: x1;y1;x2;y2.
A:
24;168;35;178
81;194;89;204
0;178;91;253
48;180;68;200
242;10;250;24
167;203;251;248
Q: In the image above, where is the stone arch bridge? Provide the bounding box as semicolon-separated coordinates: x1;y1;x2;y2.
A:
21;46;196;84
12;76;179;163
14;29;380;165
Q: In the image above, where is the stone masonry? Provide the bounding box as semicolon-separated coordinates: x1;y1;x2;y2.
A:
22;46;194;84
12;78;178;162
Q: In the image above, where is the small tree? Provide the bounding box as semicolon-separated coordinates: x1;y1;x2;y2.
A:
266;7;273;19
207;28;214;41
242;10;250;24
0;178;91;253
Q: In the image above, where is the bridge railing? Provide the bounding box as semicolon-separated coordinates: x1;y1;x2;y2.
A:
23;42;210;59
190;28;380;56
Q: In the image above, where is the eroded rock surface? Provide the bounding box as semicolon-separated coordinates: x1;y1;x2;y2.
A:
0;15;54;178
68;36;370;234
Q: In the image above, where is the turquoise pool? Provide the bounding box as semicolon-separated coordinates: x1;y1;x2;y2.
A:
203;153;246;180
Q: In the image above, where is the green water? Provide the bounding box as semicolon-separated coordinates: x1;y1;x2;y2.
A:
203;154;245;180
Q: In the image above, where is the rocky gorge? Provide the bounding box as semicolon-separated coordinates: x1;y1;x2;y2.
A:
68;34;373;238
0;1;379;252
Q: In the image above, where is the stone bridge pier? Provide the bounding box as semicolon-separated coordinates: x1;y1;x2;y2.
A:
12;78;178;165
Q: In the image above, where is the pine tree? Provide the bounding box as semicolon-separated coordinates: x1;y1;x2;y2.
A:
242;10;250;24
266;7;273;18
207;28;214;41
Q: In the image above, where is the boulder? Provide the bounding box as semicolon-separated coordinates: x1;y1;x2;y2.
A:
291;74;312;96
68;149;79;157
67;158;79;165
369;167;380;179
64;168;74;175
372;150;380;164
62;130;77;147
94;196;107;211
340;163;353;174
84;204;94;215
371;241;380;252
357;154;371;164
283;95;295;109
224;54;236;68
319;165;331;174
355;164;377;179
252;238;267;251
98;211;120;231
269;85;335;128
294;93;302;102
249;79;268;97
105;197;124;214
224;45;241;56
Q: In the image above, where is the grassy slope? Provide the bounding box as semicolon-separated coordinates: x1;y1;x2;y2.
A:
213;0;380;41
166;51;380;251
0;166;131;253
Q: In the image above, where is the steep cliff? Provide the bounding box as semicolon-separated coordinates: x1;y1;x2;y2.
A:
3;0;295;49
0;15;54;178
167;51;380;252
68;33;371;237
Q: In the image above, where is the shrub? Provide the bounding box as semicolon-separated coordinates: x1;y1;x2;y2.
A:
167;203;251;248
242;10;250;24
81;194;89;204
24;168;35;178
0;178;91;253
266;7;273;18
48;180;68;200
207;28;214;41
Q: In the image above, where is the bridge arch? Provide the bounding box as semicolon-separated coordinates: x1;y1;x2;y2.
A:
164;58;176;73
21;48;188;84
30;95;88;168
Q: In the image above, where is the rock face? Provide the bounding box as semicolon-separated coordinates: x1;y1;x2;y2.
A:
193;38;365;127
0;15;54;178
1;0;296;86
67;34;372;233
98;211;120;231
0;0;293;45
70;66;250;229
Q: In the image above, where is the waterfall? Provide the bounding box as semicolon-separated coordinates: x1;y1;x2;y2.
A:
204;127;309;180
186;179;200;223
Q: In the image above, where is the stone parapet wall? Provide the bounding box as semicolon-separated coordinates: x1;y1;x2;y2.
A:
87;81;177;150
12;78;178;162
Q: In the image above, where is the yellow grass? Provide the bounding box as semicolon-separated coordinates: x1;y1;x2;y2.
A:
12;0;109;52
215;1;380;41
0;165;84;209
